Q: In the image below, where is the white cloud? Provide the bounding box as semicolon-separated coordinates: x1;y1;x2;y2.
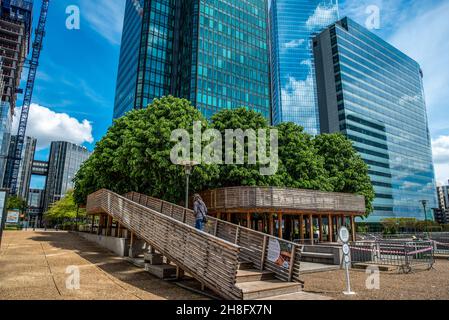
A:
12;104;94;151
432;135;449;184
306;4;339;30
283;39;305;49
81;0;126;45
433;136;449;164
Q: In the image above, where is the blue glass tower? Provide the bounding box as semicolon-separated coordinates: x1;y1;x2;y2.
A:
314;18;438;222
113;0;145;119
269;0;339;134
114;0;271;121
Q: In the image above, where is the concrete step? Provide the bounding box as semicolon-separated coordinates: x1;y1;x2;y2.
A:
301;252;335;258
300;252;336;265
352;263;396;272
236;269;275;283
238;260;254;270
145;263;177;279
236;280;302;300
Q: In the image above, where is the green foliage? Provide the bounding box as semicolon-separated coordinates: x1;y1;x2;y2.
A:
7;196;27;213
210;107;280;187
313;133;375;215
74;100;375;216
74;96;219;205
276;122;332;191
45;190;85;222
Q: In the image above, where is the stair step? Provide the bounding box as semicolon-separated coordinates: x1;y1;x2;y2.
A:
238;260;254;270
236;269;275;283
301;252;334;258
236;280;302;300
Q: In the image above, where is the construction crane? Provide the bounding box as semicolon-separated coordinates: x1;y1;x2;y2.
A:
9;0;50;195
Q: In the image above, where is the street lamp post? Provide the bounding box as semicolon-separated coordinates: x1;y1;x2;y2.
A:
420;200;429;237
179;161;198;209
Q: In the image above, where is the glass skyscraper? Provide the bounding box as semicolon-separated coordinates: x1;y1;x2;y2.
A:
43;142;90;212
313;18;437;222
114;0;144;119
269;0;338;134
113;0;271;120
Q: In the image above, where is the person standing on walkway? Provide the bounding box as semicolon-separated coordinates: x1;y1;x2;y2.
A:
193;194;208;231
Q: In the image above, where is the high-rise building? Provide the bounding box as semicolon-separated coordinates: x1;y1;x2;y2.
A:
27;188;44;224
313;17;437;222
114;0;271;120
0;95;11;187
43;141;90;212
113;0;144;119
436;183;449;210
3;135;36;200
435;183;449;224
269;0;338;134
0;0;33;110
0;0;33;185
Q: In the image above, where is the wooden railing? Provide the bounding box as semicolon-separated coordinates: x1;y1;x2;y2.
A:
87;189;242;300
125;192;304;283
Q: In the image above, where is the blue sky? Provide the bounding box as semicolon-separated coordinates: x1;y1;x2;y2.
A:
21;0;449;188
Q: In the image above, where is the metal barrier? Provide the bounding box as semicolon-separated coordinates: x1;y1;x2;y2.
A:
350;240;434;273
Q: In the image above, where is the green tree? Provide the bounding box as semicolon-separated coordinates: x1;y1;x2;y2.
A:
7;196;27;213
276;122;332;191
74;96;219;205
45;190;85;222
210;107;281;187
313;133;375;215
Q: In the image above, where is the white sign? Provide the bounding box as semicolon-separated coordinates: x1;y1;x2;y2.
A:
342;243;350;255
339;226;350;243
6;211;20;224
267;238;281;263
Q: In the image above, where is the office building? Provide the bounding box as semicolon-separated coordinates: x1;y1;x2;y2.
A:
0;0;33;185
436;183;449;210
269;0;338;133
0;98;10;186
114;0;271;120
43;141;90;212
313;17;437;222
27;188;44;224
3;135;36;200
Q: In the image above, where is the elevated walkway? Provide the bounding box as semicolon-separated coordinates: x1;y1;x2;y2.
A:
87;190;314;300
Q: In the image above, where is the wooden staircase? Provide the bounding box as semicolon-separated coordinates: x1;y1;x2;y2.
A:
235;260;303;300
86;190;323;300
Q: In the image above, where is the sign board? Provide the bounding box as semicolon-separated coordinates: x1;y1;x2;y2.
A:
267;238;292;269
6;210;20;224
339;226;355;295
0;190;8;246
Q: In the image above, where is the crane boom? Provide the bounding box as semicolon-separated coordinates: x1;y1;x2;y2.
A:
9;0;50;195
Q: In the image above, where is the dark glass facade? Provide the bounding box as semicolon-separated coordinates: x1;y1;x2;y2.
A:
314;18;437;222
269;0;338;134
43;142;90;212
113;0;271;120
114;0;145;119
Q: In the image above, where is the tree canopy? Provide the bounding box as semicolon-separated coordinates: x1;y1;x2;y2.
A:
7;196;27;213
45;190;85;222
74;96;218;205
74;97;374;215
